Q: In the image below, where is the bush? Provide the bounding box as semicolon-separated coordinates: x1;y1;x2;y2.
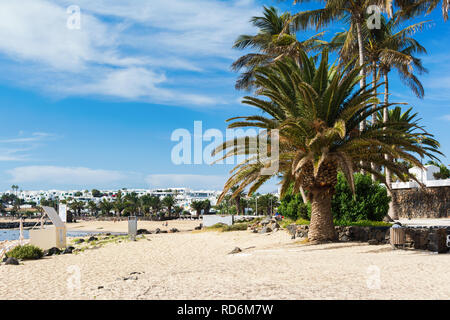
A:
222;223;249;232
6;244;44;260
332;172;390;222
278;190;311;220
206;222;249;232
334;220;393;227
278;172;390;222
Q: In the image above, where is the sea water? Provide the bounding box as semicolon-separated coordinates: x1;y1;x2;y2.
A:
0;229;98;241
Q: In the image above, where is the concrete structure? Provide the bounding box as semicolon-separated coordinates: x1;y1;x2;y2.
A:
29;207;66;249
203;215;234;227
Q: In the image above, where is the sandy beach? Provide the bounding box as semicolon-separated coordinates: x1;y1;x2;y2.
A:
1;220;450;300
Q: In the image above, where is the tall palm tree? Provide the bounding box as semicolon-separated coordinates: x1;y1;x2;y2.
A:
232;5;324;90
213;50;440;242
289;0;397;131
397;0;449;21
328;15;429;184
376;106;442;218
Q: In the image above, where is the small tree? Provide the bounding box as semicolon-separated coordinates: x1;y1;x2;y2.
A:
190;201;204;217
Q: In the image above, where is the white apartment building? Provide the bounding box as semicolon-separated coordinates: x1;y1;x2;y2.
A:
0;187;220;213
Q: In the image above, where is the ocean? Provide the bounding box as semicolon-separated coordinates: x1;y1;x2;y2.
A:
0;229;99;241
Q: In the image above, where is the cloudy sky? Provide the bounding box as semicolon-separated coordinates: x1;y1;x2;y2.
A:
0;0;449;192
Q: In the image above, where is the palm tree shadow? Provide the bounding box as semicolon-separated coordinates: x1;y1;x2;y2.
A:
286;241;366;252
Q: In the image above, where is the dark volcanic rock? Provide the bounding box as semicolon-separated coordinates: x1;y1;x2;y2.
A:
63;247;75;254
88;236;98;242
137;229;151;235
5;257;19;265
229;247;242;254
45;247;62;256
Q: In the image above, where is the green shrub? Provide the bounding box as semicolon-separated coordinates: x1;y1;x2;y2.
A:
278;189;311;220
334;220;393;227
222;223;249;232
332;172;390;222
6;244;44;260
278;172;390;222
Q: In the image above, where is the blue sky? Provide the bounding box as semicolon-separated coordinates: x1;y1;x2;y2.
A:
0;0;449;192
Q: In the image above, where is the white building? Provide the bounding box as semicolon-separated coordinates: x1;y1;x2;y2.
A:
0;187;221;214
392;165;450;189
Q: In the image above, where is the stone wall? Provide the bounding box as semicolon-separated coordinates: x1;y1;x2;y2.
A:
285;224;450;253
286;224;391;245
392;186;450;219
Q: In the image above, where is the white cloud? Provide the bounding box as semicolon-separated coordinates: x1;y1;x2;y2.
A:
8;166;126;185
0;0;259;106
440;115;450;121
145;174;226;190
0;132;55;161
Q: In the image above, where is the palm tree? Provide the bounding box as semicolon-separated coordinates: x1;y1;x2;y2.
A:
232;5;324;90
397;0;449;21
69;200;85;216
11;185;19;197
202;200;211;215
162;196;175;217
99;199;113;216
149;195;161;216
140;194;153;216
328;15;429;181
113;191;126;217
214;50;440;242
190;201;204;217
230;186;245;215
289;0;398;131
376;106;442;218
173;205;184;218
87;201;99;216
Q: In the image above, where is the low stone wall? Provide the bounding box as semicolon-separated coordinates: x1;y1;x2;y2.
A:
285;224;450;253
286;225;390;245
392;186;450;219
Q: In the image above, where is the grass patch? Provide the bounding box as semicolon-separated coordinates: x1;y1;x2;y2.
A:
71;234;142;254
334;220;392;227
6;244;43;260
221;222;249;232
281;218;392;228
204;222;250;232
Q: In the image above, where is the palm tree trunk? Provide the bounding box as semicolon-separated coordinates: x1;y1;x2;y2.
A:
308;188;336;242
299;186;308;204
383;71;398;221
355;20;367;132
355;20;367;175
371;62;378;181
